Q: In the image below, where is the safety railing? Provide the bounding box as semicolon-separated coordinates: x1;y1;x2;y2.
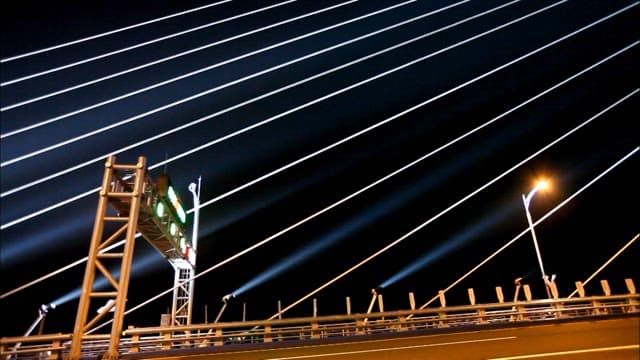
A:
2;279;637;359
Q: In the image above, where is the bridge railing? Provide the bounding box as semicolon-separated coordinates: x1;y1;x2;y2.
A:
2;279;638;359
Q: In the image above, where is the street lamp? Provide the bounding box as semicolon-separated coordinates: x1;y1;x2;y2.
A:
522;179;551;298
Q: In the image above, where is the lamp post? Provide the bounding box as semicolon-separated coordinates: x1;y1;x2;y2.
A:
188;176;202;256
522;180;551;298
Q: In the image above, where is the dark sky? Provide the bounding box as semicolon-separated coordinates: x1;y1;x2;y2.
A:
1;0;638;337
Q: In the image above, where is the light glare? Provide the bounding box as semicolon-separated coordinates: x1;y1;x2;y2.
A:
536;179;550;191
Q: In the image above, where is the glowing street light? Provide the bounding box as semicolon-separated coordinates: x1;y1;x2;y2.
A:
522;179;551;298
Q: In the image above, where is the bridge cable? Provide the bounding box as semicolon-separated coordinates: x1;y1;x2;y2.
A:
0;1;295;88
414;147;639;312
0;0;444;159
269;96;639;320
87;90;638;333
0;0;357;110
4;42;635;300
4;0;613;229
0;0;493;194
567;233;639;298
0;0;232;63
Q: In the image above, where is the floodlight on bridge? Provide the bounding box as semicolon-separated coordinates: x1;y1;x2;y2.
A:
214;294;234;324
10;302;57;356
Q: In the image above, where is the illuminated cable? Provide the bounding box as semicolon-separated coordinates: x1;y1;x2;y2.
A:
0;1;296;89
90;82;639;333
269;95;639;319
0;239;126;299
1;0;478;195
417;148;639;311
0;0;355;112
6;41;629;302
567;233;639;298
11;32;629;309
0;0;232;63
195;41;638;210
0;0;392;143
0;0;625;227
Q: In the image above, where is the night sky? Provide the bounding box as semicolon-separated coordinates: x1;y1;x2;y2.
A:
1;0;638;338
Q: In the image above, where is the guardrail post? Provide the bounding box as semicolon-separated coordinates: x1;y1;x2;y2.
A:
438;290;448;327
495;286;504;303
517;304;528;321
277;301;283;320
313;298;318;318
478;307;488;324
438;311;448;327
355;319;365;335
600;279;611;296
624;278;638;312
549;282;559;299
264;325;272;343
214;328;223;346
438;290;446;307
594;280;610;315
575;281;586;297
128;326;139;353
51;339;62;359
523;284;532;301
162;331;172;350
468;288;476;305
311;322;320;339
398;316;408;332
625;278;636;294
343;297;352;336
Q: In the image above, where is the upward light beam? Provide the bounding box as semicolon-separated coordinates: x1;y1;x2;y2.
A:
86;91;637;333
3;47;635;301
416;147;639;310
267;92;639;319
379;205;515;289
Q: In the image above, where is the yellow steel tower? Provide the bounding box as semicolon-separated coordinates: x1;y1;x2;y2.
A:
68;156;196;359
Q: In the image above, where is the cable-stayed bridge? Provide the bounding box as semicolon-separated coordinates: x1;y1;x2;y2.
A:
1;0;638;358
